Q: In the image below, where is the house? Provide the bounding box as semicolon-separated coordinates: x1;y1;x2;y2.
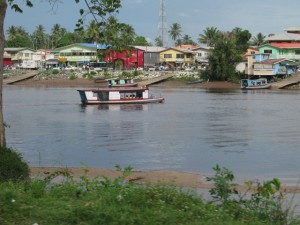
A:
105;47;144;70
4;47;36;65
259;43;300;60
236;47;260;73
246;53;298;79
192;46;212;68
265;28;300;44
159;47;195;69
134;46;166;67
52;43;104;66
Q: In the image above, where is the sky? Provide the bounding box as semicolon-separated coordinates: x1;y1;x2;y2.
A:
4;0;300;45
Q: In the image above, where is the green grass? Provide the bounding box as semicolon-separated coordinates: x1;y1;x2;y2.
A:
0;165;299;225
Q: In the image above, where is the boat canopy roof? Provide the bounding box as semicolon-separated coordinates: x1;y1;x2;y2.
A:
77;87;148;92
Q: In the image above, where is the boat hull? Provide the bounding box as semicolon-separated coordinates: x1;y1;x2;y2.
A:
108;83;138;87
81;97;164;105
241;84;272;90
77;87;164;105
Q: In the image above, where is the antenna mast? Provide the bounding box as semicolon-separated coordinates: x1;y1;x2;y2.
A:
158;0;168;47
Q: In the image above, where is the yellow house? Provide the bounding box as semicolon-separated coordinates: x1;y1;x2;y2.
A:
159;47;195;69
4;48;36;63
52;43;106;65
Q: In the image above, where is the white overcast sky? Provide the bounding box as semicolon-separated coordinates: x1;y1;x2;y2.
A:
4;0;300;45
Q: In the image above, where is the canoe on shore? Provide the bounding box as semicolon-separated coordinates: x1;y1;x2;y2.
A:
186;79;204;84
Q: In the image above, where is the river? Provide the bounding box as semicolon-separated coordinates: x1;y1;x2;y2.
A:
4;85;300;185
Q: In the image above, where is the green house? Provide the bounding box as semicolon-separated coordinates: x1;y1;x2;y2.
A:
259;43;300;60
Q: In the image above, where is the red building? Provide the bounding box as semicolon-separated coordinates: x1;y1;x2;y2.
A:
3;57;12;66
105;47;144;69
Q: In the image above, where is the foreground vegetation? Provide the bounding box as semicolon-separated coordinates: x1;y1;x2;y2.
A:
0;147;299;225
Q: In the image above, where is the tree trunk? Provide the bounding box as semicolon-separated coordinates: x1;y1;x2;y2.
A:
0;0;7;147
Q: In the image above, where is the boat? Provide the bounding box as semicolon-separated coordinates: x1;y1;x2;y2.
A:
186;79;204;84
106;78;138;87
77;86;164;104
240;78;271;90
93;77;106;83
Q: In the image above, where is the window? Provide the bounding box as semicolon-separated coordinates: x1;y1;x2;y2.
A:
264;50;272;54
25;53;29;57
176;54;184;59
295;50;300;55
164;54;172;58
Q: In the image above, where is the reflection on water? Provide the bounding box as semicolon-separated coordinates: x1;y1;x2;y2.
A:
80;104;148;112
4;86;300;185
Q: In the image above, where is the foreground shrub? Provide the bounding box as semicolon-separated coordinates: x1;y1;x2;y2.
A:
0;165;299;224
0;147;29;182
206;164;298;225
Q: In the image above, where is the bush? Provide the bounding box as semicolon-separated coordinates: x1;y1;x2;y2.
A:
0;147;29;182
69;74;77;80
52;69;60;75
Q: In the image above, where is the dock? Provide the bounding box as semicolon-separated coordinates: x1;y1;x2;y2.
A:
137;72;175;87
3;71;37;85
271;72;300;89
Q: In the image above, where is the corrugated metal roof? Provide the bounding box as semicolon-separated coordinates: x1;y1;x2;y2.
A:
265;33;300;41
257;58;286;64
268;43;300;48
133;46;166;52
79;43;107;49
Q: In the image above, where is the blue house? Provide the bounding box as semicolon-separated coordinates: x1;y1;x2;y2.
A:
246;53;298;80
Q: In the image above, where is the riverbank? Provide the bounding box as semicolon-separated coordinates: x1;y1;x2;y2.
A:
30;167;300;194
9;77;241;89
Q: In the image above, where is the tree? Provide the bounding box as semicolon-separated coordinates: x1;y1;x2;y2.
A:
0;1;7;147
56;32;81;47
50;24;67;49
85;20;100;44
132;36;151;46
181;34;197;45
6;25;28;40
5;25;31;47
0;0;126;148
155;36;163;47
31;25;47;49
230;27;251;53
205;28;251;81
6;35;32;47
251;32;266;46
198;26;220;47
168;22;181;44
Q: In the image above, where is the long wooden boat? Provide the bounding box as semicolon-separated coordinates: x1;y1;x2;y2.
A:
77;87;164;104
107;78;138;87
186;79;204;84
241;79;271;90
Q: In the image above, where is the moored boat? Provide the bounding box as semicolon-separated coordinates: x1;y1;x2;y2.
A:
186;79;204;84
241;78;271;90
107;78;138;87
77;86;164;104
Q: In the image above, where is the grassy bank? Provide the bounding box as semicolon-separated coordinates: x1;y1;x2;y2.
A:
1;165;299;225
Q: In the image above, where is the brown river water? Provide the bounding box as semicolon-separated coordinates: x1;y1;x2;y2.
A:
4;85;300;186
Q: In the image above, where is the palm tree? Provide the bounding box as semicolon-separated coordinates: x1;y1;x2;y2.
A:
85;20;100;44
120;24;136;46
50;24;66;49
6;26;28;40
6;25;18;40
181;34;197;45
32;25;47;49
198;27;220;47
250;32;266;46
168;23;182;44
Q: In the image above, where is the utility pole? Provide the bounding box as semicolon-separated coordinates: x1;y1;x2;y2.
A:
157;0;168;47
